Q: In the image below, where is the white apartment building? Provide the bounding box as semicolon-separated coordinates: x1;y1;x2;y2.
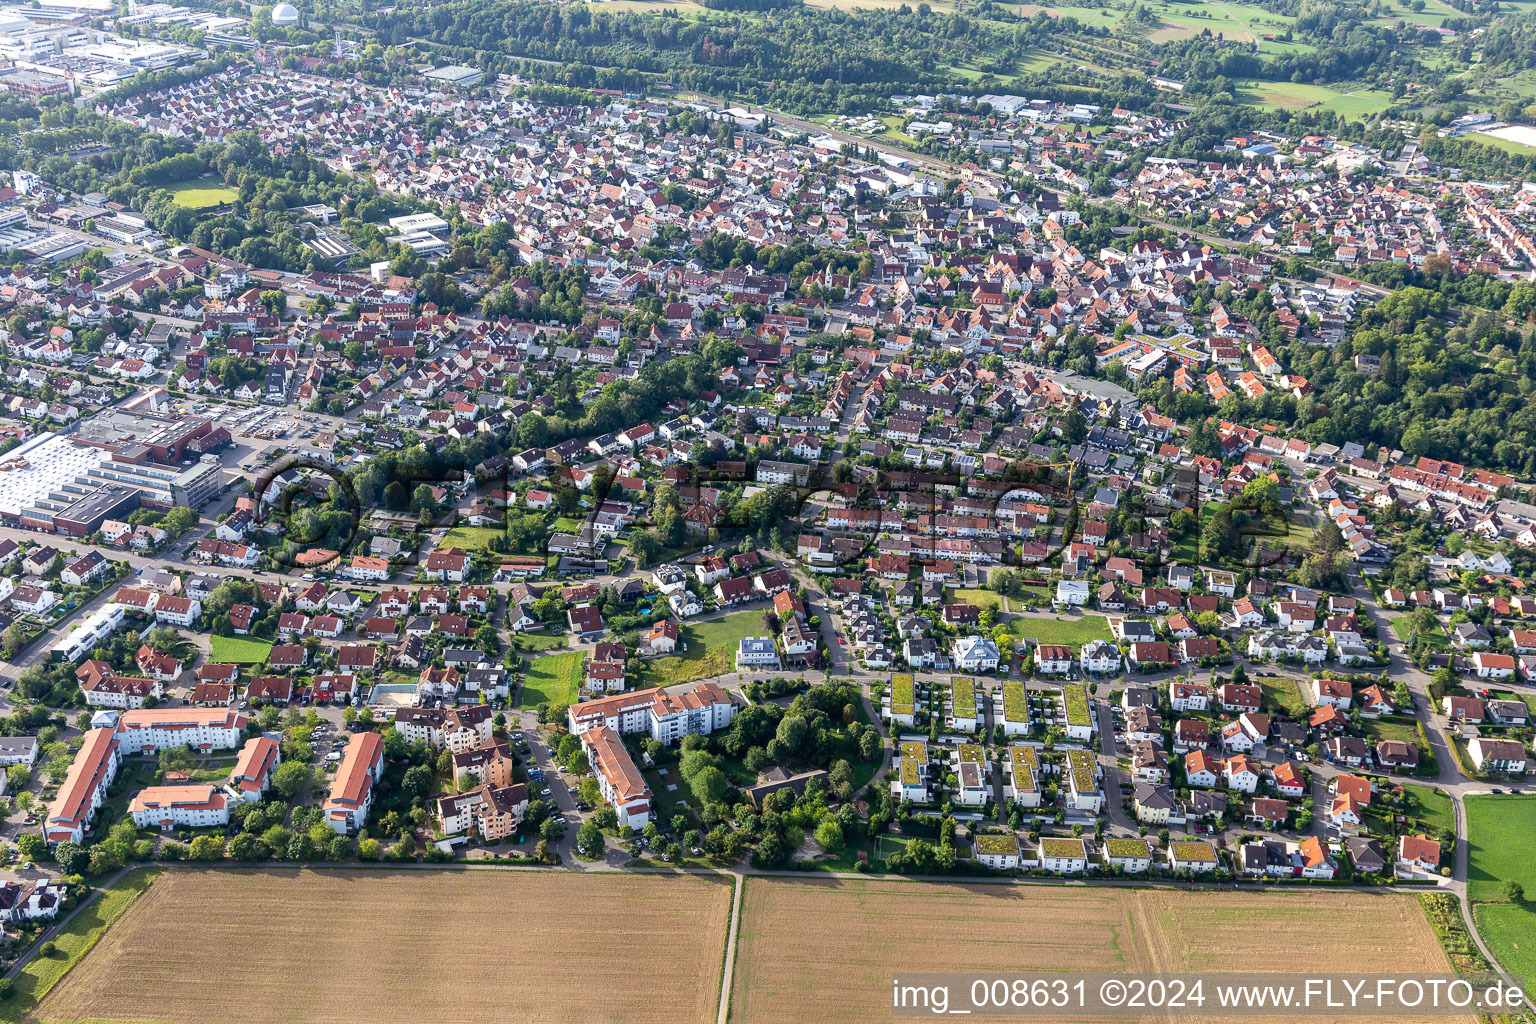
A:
114;707;246;754
51;604;125;662
44;728;121;845
581;724;652;829
324;732;384;834
129;785;230;830
567;682;738;745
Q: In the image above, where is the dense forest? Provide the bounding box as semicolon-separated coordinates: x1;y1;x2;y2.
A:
375;0;1149;113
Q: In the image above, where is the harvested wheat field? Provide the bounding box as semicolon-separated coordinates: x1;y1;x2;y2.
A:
36;869;734;1024
730;878;1466;1024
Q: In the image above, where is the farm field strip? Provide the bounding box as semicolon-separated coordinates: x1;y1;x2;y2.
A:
728;878;1465;1024
36;869;735;1024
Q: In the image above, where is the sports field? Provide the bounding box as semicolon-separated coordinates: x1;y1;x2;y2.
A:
1474;127;1536;156
166;174;238;209
36;869;734;1024
729;879;1462;1024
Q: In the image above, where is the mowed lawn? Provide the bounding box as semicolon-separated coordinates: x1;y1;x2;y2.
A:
1391;615;1448;648
519;650;583;708
1465;795;1536;901
1005;613;1110;645
35;869;734;1024
166;174;238;209
1465;794;1536;979
208;635;274;664
1394;784;1455;836
642;610;766;687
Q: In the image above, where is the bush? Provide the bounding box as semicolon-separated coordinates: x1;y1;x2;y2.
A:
39;941;57;957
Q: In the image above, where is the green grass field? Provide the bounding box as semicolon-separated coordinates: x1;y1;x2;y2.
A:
641;610;766;687
1473;902;1536;981
514;630;567;652
0;867;161;1023
1257;676;1309;718
1472;131;1536;156
1465;794;1536;902
519;651;583;708
1390;615;1447;648
438;526;504;553
1464;793;1536;978
208;635;273;665
952;588;1003;611
1390;783;1455;837
1005;613;1110;645
1236;79;1392;117
166;175;237;210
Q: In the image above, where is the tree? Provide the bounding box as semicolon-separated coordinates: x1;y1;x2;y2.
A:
813;819;844;853
188;835;226;861
689;765;728;806
358;838;383;861
4;764;28;793
228;832;262;861
577;819;604;856
286;832;314;862
1504;880;1526;905
828;760;855;801
261;824;293;853
859;730;882;762
475;623;500;654
271;761;314;799
16;833;44;862
410;483;438;515
774;713;808;752
54;840;87;876
145;625;182;653
401;764;433;797
628;528;662;569
87;846;123;876
579;777;603;806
